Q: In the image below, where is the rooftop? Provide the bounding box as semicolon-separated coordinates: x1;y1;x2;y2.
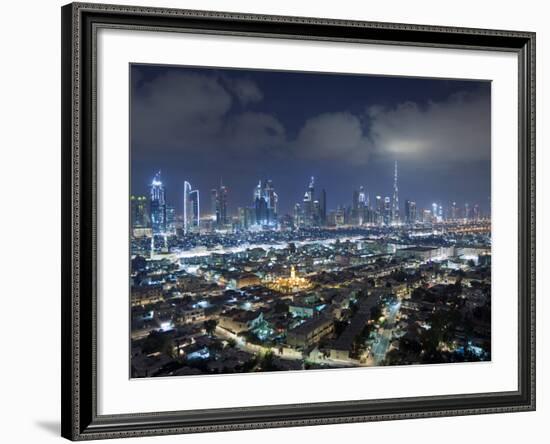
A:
400;246;438;252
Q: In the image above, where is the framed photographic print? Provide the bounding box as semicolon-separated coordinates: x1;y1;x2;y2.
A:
61;2;536;440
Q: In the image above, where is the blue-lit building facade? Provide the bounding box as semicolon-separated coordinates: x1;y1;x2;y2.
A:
132;165;490;242
150;172;166;235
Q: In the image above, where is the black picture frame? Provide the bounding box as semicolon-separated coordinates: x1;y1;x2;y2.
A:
61;2;536;440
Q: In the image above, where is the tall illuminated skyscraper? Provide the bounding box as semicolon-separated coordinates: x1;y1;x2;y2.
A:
302;176;315;226
404;199;417;224
352;189;359;212
216;180;228;226
254;187;268;225
356;186;368;225
210;188;218;222
150;171;166;235
265;180;278;224
451;201;458;220
431;202;438;222
191;190;200;227
166;206;176;235
358;186;366;206
131;195;149;229
253;179;278;227
253;181;262;202
375;195;383;225
391;161;399;223
294;203;303;227
183;181;200;234
384;196;391;225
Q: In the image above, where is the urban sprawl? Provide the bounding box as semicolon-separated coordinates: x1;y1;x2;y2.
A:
130;162;491;378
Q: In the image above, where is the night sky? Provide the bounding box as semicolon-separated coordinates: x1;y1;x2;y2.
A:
130;64;491;216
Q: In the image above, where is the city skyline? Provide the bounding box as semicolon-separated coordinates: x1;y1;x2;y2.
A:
131;64;491;216
133;163;488;237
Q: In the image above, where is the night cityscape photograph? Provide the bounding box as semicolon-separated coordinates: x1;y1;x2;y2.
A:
129;63;492;378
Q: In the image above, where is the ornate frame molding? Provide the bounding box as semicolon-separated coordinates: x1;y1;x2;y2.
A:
61;2;535;440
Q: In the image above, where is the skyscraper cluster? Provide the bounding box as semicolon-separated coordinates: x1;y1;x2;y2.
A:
131;164;486;238
294;177;327;228
323;162;400;227
253;180;278;227
237;179;283;230
131;172;199;237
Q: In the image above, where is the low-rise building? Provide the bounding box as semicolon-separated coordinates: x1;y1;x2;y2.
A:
396;246;454;261
288;304;315;318
219;309;264;334
177;306;206;324
218;271;262;289
286;316;334;348
131;285;164;307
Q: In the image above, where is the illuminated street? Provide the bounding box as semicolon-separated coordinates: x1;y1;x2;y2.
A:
372;302;401;365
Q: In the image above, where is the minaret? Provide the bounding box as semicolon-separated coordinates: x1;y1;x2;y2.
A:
392;161;399;223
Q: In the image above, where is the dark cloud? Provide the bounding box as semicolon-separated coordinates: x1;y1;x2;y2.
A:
132;71;231;150
367;91;491;164
224;112;286;151
133;68;489;169
132;70;282;157
223;77;264;105
293;112;371;164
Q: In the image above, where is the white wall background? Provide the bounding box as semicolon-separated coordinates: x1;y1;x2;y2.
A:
0;0;546;442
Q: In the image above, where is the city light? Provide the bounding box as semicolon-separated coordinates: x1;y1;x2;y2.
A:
130;167;491;377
